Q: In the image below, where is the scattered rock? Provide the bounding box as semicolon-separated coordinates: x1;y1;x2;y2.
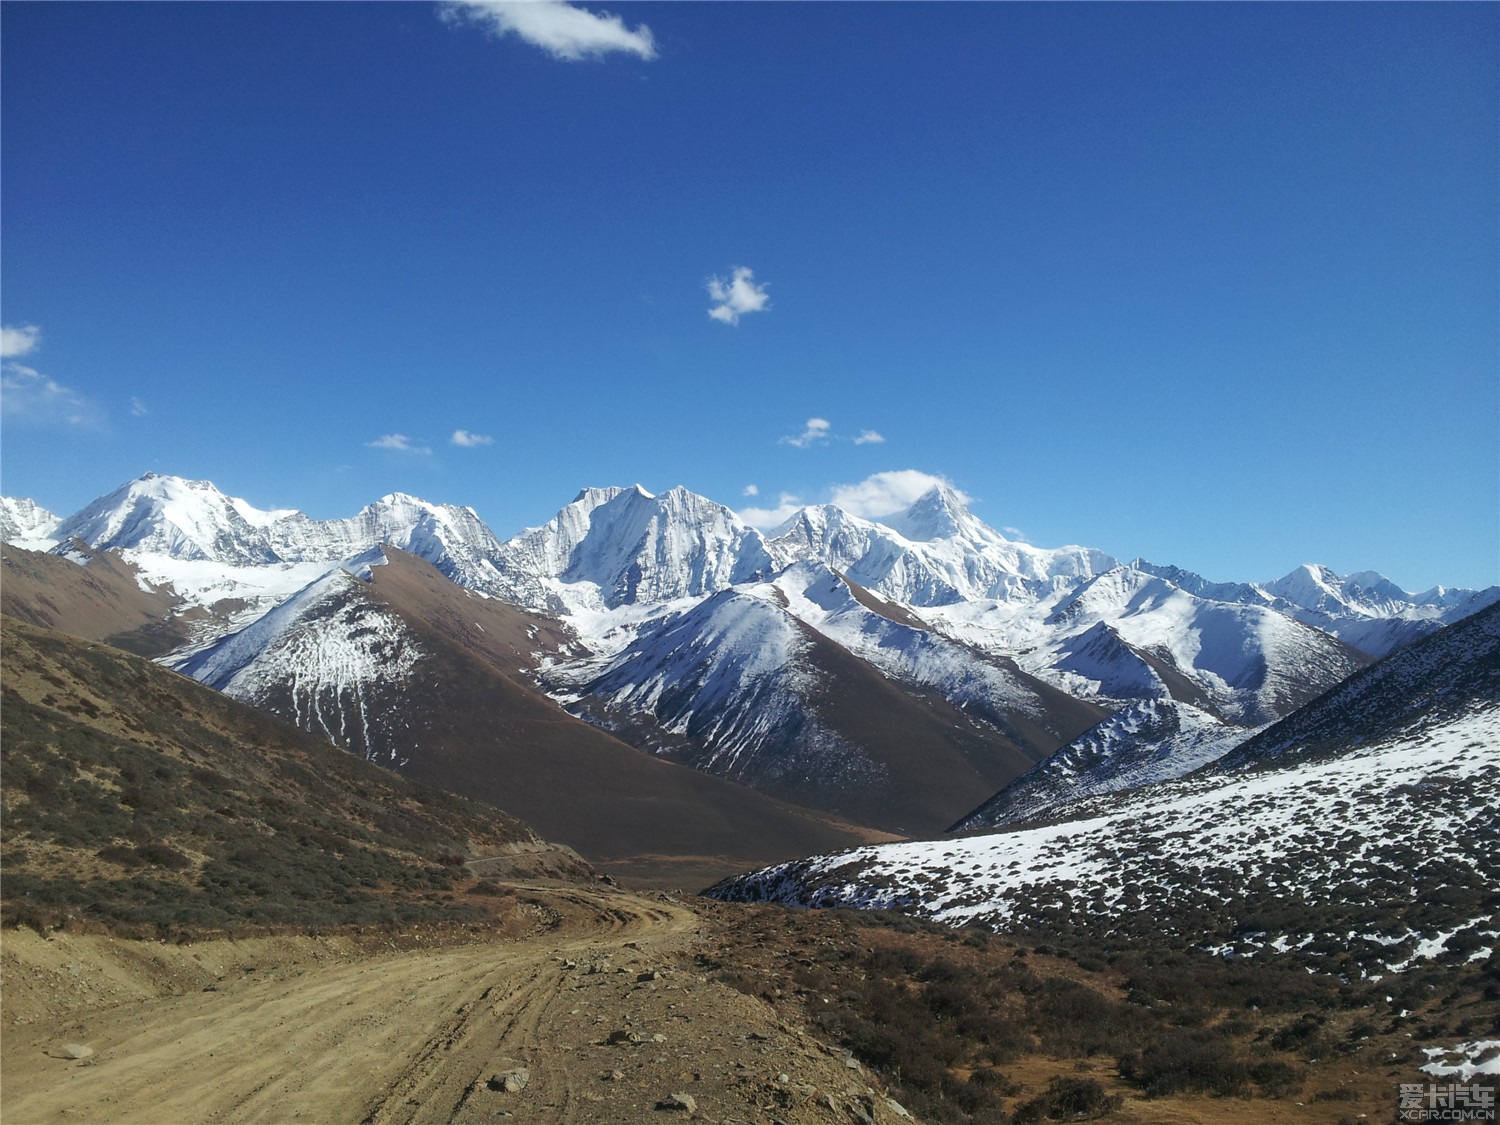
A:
655;1092;696;1113
605;1069;625;1082
48;1044;94;1060
885;1095;911;1117
607;1029;648;1045
638;970;664;981
485;1066;531;1093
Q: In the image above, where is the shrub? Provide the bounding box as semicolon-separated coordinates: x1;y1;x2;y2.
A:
1117;1030;1249;1097
1013;1076;1121;1122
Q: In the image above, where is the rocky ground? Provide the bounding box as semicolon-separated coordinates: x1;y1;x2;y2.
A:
1;883;918;1124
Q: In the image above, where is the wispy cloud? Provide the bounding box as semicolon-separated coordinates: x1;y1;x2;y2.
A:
1;324;40;359
853;430;885;445
451;429;494;447
707;266;770;326
781;417;831;449
130;397;149;417
737;491;804;529
365;433;433;455
830;470;968;519
0;324;103;428
742;484;759;497
441;0;657;62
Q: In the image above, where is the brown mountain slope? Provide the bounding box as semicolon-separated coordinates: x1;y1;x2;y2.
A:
190;549;888;887
1;544;188;656
0;617;578;937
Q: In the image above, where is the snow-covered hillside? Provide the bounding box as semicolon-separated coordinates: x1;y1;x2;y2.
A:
710;611;1500;979
951;697;1252;832
174;552;424;765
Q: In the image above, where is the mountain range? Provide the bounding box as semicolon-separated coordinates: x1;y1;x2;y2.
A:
709;599;1500;982
4;470;1495;879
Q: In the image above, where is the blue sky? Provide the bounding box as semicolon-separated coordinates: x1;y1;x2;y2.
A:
2;1;1495;591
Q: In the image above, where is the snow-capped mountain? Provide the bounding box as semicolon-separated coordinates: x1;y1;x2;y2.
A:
10;469;1497;847
545;560;1104;833
1037;563;1369;724
1136;559;1500;659
167;546;875;881
0;496;61;551
52;474;286;566
491;485;776;614
768;483;1114;607
709;603;1500;979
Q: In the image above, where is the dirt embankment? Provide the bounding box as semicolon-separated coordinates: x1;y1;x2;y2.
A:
2;885;915;1124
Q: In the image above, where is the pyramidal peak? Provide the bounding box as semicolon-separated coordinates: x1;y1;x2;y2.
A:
876;482;985;543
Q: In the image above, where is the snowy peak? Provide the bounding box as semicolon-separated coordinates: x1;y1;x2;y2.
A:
52;474;284;565
0;496;61;550
878;483;990;544
496;484;775;611
769;494;1115;608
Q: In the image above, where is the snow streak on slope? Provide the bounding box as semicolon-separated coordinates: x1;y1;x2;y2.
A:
0;496;61;551
175;552;422;763
951;698;1251;831
711;703;1500;979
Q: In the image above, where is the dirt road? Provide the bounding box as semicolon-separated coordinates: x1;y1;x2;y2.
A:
2;886;914;1124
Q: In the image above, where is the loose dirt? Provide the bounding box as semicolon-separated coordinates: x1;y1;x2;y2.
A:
2;884;914;1124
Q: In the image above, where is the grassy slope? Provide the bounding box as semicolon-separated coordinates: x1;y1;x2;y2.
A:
0;617;577;938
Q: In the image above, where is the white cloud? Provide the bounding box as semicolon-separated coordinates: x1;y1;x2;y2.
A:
1003;526;1030;542
707;266;770;325
853;430;885;445
742;484;759;497
365;433;433;455
441;0;657;62
829;470;969;519
1;325;40;359
781;417;831;449
0;326;103;428
451;429;494;447
737;491;804;529
130;397;149;417
1;361;102;428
